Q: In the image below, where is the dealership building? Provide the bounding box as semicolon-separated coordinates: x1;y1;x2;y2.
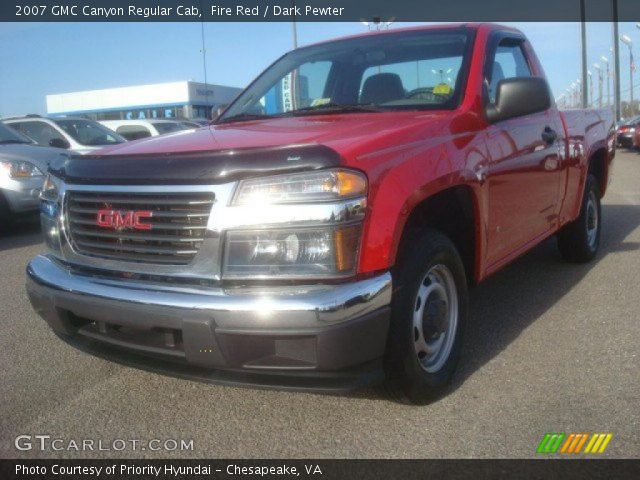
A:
45;81;242;120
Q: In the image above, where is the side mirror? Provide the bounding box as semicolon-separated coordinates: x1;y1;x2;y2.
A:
486;77;551;123
49;137;70;149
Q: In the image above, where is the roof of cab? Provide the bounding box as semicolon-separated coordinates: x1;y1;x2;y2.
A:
297;23;521;51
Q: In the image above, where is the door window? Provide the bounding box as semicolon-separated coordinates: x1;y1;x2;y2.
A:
9;121;66;146
488;41;532;103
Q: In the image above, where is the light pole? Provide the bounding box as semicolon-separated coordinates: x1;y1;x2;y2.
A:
621;34;634;116
594;64;603;107
568;83;574;108
588;70;593;107
601;56;610;107
576;78;582;107
291;0;298;48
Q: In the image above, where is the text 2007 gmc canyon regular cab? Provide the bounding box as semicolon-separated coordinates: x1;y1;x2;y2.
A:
27;24;614;403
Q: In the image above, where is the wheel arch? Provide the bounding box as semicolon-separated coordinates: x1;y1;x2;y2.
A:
392;183;482;285
587;146;608;197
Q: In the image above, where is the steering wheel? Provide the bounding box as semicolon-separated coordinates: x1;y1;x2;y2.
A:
406;88;438;102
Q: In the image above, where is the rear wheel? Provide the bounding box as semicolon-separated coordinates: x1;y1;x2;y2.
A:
385;228;468;404
557;174;601;263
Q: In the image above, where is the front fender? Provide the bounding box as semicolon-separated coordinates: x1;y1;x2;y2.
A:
356;139;488;276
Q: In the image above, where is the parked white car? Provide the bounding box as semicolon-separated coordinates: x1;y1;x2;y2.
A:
99;119;192;141
177;118;209;129
3;116;126;154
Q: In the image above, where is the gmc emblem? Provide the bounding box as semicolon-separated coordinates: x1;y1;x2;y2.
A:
96;209;153;230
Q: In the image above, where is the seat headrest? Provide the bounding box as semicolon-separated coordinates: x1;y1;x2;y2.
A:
360;73;405;105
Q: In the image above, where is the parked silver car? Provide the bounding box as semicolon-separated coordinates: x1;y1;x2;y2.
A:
3;115;126;155
0;122;65;224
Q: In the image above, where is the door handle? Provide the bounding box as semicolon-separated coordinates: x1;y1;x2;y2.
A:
542;126;558;146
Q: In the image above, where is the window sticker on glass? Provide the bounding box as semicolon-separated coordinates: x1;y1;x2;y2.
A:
311;98;332;106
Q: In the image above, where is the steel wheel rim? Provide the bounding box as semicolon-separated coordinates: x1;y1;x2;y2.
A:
412;264;459;373
586;190;599;250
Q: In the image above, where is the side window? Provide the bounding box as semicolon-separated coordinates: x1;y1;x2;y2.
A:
488;41;532;103
116;125;152;141
10;121;66;146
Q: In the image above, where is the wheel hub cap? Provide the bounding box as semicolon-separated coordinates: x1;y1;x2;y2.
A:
413;264;459;373
422;296;448;339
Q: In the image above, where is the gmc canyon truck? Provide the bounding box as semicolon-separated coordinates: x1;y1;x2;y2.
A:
27;24;614;403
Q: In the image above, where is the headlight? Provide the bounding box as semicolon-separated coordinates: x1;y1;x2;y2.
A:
0;160;43;179
40;174;59;202
38;175;62;251
223;224;362;279
226;168;367;279
232;169;367;205
39;174;61;224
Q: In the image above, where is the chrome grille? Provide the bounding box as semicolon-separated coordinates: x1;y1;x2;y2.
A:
65;191;214;265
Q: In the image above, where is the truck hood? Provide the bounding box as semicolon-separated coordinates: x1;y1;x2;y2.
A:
52;112;468;184
94;112;454;159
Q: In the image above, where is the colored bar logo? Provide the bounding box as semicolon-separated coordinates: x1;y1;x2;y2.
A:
537;433;613;454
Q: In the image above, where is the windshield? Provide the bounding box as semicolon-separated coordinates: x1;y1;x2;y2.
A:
54;119;126;146
152;122;189;135
219;28;473;123
0;122;34;144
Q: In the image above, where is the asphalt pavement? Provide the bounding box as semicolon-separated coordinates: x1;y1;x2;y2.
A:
1;151;638;459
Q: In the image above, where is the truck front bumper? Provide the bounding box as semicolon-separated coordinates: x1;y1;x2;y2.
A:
26;254;392;392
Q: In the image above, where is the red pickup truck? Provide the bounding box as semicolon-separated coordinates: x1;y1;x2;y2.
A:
28;23;614;403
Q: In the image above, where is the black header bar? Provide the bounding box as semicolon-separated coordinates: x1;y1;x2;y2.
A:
2;459;640;480
2;0;640;22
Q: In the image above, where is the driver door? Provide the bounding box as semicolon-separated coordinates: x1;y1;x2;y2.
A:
483;36;564;268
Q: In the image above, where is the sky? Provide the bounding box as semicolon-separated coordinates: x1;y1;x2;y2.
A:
0;21;637;117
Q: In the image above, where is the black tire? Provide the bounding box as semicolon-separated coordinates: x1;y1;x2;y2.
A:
557;174;601;263
384;228;469;404
0;193;12;232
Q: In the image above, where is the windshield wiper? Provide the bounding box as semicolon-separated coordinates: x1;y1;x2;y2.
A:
0;139;29;145
280;103;383;116
217;113;272;124
218;104;382;124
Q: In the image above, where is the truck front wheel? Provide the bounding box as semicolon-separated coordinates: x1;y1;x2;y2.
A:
557;174;601;263
385;228;469;404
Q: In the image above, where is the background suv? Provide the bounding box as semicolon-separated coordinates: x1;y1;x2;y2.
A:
3;115;126;154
